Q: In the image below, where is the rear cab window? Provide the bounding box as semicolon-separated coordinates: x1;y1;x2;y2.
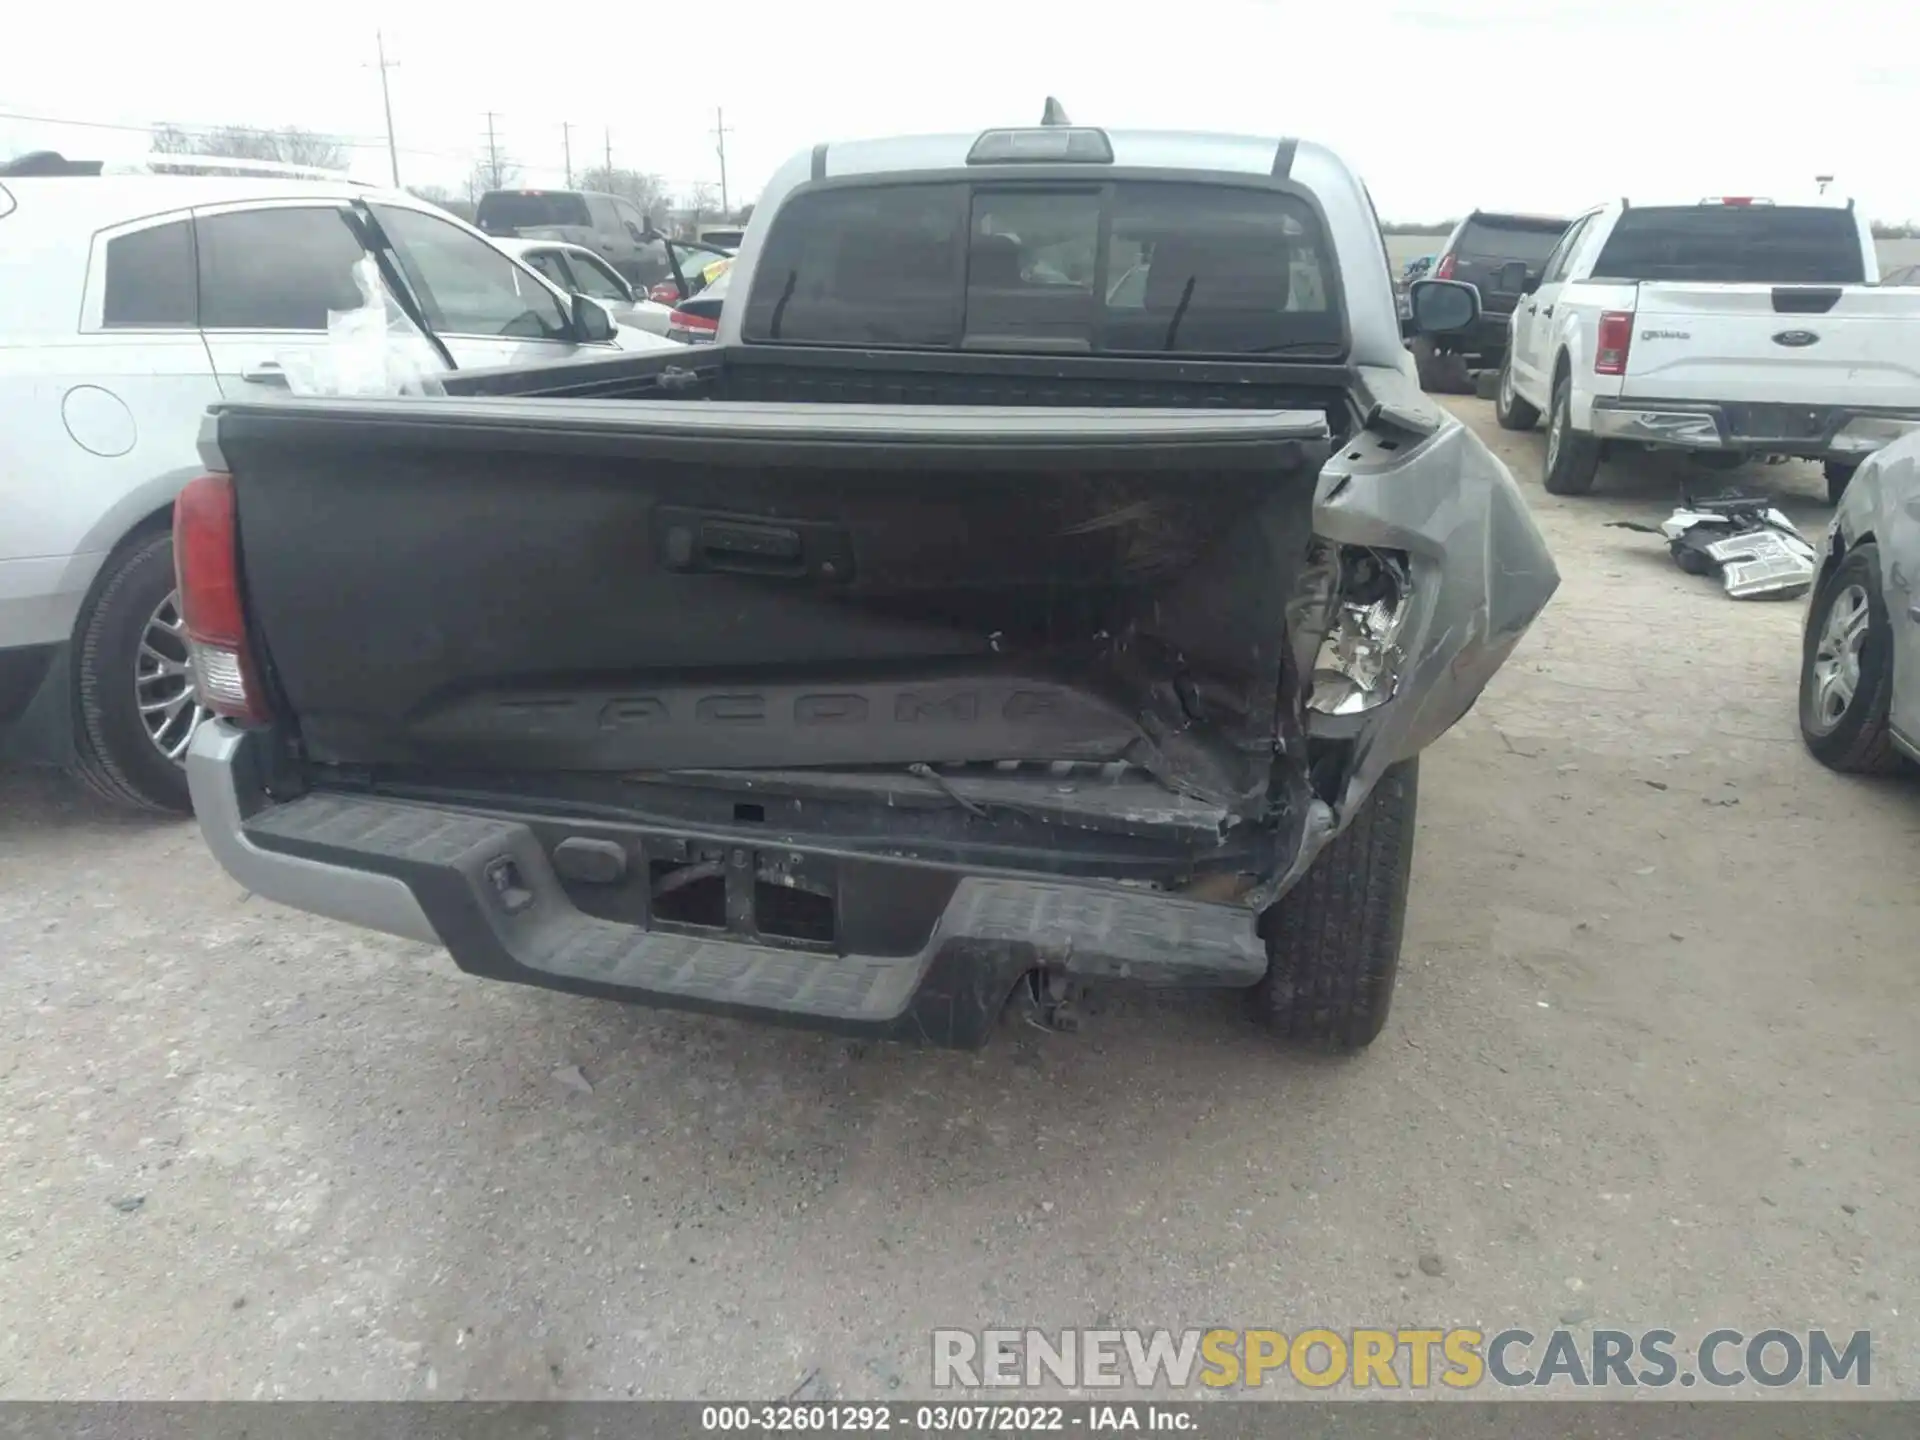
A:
741;179;1344;357
475;191;592;236
1590;206;1865;284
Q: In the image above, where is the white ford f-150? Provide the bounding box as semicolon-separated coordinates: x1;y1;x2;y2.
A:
1492;195;1920;502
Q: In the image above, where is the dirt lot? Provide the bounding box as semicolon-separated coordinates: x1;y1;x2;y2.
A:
1;397;1916;1400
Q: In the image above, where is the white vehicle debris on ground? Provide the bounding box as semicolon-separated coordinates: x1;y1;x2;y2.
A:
1;398;1913;1400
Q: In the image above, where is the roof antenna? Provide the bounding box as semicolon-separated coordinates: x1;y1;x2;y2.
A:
1040;97;1071;126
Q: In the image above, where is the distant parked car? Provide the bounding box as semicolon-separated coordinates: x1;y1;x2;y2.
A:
644;243;734;305
0;158;649;811
697;226;747;249
494;236;677;336
1402;254;1434;282
665;263;730;343
1799;426;1920;774
1413;212;1570;393
475;188;658;283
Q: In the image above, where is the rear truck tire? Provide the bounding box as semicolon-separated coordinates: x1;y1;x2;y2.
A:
1542;374;1601;495
1799;543;1904;775
72;530;201;814
1252;757;1418;1051
1493;352;1540;431
1410;336;1473;396
1824;460;1856;505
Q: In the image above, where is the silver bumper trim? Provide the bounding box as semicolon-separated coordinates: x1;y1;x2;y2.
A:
186;720;440;945
1588;407;1724;448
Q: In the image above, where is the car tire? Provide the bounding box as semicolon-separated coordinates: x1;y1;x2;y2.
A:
1252;758;1418;1051
1410;336;1473;396
73;530;202;814
1799;543;1904;775
1542;375;1601;495
1824;461;1856;506
1493;353;1540;430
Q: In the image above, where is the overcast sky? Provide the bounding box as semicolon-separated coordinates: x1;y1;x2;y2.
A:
6;0;1918;221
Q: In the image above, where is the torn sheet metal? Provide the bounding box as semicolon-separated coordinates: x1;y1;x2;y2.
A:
1262;413;1561;906
277;255;449;399
1606;494;1818;600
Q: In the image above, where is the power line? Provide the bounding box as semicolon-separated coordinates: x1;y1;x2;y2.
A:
0;108;462;160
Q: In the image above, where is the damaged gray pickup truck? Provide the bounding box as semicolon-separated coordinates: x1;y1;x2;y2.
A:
179;122;1558;1051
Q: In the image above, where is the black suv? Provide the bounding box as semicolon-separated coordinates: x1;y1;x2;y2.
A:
1411;211;1570;394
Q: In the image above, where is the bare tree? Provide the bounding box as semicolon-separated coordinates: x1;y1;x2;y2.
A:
686;182;718;225
468;155;520;196
575;165;668;223
151;123;347;174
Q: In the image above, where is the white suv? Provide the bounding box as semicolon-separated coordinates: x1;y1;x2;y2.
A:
0;160;666;812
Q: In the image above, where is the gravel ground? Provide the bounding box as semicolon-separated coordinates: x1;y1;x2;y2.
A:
2;397;1916;1401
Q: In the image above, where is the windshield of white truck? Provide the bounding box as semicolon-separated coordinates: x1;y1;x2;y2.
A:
741;180;1345;357
1589;205;1865;285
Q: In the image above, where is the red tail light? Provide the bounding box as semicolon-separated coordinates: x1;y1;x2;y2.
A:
174;473;270;724
669;308;719;338
648;281;681;305
1434;254;1456;280
1594;310;1634;376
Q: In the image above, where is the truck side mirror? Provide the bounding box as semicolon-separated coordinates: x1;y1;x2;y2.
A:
1407;279;1481;335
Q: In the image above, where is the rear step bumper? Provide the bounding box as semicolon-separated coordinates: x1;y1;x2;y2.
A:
187;722;1266;1047
1590;398;1920;458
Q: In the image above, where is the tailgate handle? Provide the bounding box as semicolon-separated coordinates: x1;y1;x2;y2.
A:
658;509;853;582
1772;287;1841;314
701;519;802;564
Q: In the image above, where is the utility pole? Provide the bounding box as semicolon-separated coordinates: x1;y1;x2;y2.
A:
562;122;573;187
370;30;401;187
604;127;614;178
713;106;733;215
484;111;502;190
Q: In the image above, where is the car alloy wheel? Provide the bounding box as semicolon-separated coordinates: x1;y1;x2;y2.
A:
1807;582;1871;733
135;589;209;763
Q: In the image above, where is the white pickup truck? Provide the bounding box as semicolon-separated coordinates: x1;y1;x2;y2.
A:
1491;196;1920;502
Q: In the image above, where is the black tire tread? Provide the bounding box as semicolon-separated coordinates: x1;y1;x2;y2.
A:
1493;355;1540;431
1253;758;1418;1050
73;530;189;813
1542;375;1601;495
1824;461;1855;507
1800;545;1904;775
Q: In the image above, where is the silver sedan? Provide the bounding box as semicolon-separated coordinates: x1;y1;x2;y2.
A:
1800;429;1920;772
